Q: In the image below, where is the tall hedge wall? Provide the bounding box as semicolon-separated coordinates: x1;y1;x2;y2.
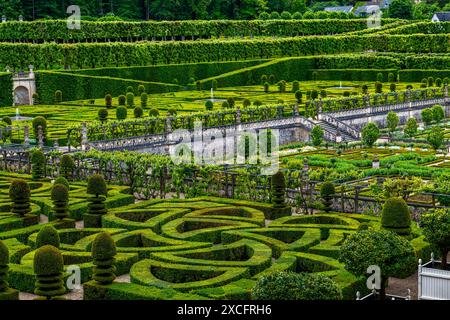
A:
35;71;181;104
70;60;266;85
399;69;450;82
0;72;12;106
0;19;398;41
310;69;398;82
0;34;448;70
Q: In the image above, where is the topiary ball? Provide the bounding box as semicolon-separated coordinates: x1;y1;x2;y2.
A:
36;226;60;249
87;174;107;196
320;182;335;199
134;106;143;118
0;240;9;265
92;232;116;261
33;245;64;276
54;177;70;190
2;116;12;125
9;179;30;200
381;197;411;235
271;171;285;188
116;106;127;120
51;184;69;203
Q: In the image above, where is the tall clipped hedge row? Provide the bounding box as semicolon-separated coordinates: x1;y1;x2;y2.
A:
0;19;398;42
0;34;448;70
0;73;13;106
35;72;181;104
399;70;450;82
69;60;265;86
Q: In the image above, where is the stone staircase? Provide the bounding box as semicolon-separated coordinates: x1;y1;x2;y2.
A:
315;120;359;142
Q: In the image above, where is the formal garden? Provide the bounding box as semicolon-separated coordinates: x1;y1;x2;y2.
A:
0;1;450;302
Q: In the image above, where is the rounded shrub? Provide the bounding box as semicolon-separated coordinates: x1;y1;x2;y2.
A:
292;80;300;93
0;240;10;292
54;90;62;103
222;101;230;109
116;106;127;120
381;198;411;235
436;78;442;87
320;182;335;212
259;12;270;20
2;116;11;125
134;106;143;118
264;82;270;93
292;12;302;20
280;11;292;19
9;179;31;216
126;92;135;107
87;174;107;197
140;93;148;108
118;95;126;106
252;272;342;300
32;116;47;142
91;232;117;285
269;11;280;19
375;82;383;93
51;184;69;220
36;225;60;248
105;94;112;108
138;85;146;95
32;93;40;105
126;86;134;93
205;100;213;111
33;245;65;299
31;149;45;180
59;154;74;179
243;99;251;108
390;83;396;92
98;108;108;122
149;108;159;117
54;176;70;189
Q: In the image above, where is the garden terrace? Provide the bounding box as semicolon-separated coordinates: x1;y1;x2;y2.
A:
0;19;399;43
0;193;432;300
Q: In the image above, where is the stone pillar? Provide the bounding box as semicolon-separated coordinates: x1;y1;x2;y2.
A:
236;107;241;125
37;125;44;148
23;125;29;145
81;122;88;151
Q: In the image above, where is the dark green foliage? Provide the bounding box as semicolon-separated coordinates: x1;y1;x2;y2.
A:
227;97;235;108
376;73;383;82
404;118;418;137
140;93;148;108
134;107;144;118
105;94;112;108
116;106;127;120
390;83;396;92
85;175;108;228
0;240;9;292
54;90;62;104
252;272;342;300
87;174;108;197
32;93;40;105
420;209;450;269
98;108;109;123
431;105;444;123
422;108;433;125
295;90;302;103
36;225;60;249
243;99;251;108
381;198;411;235
264;82;270;93
32;116;47;142
271;171;286;209
388;72;395;83
222;101;230;109
339;230;416;299
320;182;335;213
149;108;160;117
138;85;146;95
126;92;135;107
54;177;70;190
33;245;65;299
311;89;318;100
9;179;31;217
436;78;442;87
118;95;126;106
92;232;117;285
205;100;213;111
126;86;134;93
51;184;69;220
59;154;74;180
31;149;45;180
375;81;382;93
292;80;299;93
2;116;11;125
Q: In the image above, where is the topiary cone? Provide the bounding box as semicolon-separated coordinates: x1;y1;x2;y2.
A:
33;245;66;299
51;183;69;220
91;232;116;285
0;240;18;300
9;179;32;217
36;225;60;249
381;197;412;236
